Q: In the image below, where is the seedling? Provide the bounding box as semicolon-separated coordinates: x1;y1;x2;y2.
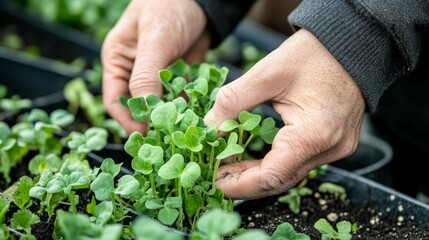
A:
13;176;34;209
11;209;40;234
270;222;310;240
318;183;347;201
63;78;127;143
314;218;355;240
55;210;123;240
0;95;31;113
90;158;140;222
0;195;10;223
277;165;328;214
122;60;279;232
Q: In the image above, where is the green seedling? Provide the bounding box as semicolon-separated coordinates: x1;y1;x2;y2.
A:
314;218;354;240
11;209;40;234
278;187;313;214
132;216;184;240
0;224;9;240
29;162;92;219
270;222;310;240
55;210;123;240
0;195;10;223
90;158;140;222
278;165;329;214
318;183;347;201
0;95;31;113
64;78;127;143
122;60;278;232
13;176;34;209
190;208;241;240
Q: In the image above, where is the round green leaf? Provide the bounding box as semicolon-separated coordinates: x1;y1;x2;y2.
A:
124;132;144;157
158;207;179;226
219;120;239;132
115;175;140;196
90;173;114;201
158;154;184;180
196;209;240;236
151;102;178;131
181;162;201;189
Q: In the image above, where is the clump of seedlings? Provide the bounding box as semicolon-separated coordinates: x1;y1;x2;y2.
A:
121;59;279;232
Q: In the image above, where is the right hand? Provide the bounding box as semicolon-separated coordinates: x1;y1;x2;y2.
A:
102;0;210;134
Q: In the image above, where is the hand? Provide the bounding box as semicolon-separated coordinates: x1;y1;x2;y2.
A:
102;0;210;133
204;29;366;200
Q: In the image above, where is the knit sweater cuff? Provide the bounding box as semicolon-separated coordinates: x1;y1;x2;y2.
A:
288;0;403;112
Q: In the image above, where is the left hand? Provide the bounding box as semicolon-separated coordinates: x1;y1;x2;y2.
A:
204;29;366;200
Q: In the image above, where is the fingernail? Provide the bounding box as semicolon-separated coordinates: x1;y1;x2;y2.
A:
204;110;216;126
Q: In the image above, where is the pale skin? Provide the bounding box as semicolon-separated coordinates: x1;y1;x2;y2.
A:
102;0;366;200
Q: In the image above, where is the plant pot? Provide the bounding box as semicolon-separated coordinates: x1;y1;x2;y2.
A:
235;165;429;238
0;0;100;67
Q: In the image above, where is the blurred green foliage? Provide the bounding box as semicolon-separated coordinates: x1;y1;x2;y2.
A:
14;0;130;42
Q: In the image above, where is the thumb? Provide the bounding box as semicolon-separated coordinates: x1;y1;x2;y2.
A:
204;61;280;127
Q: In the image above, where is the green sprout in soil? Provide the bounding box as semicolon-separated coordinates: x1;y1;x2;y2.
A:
121;59;279;232
278;165;327;214
314;218;357;240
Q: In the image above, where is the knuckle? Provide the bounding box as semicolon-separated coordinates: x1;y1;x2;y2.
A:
129;76;162;97
338;135;360;158
258;167;289;196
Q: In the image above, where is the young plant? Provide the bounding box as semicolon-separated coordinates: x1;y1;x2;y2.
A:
63;77;127;143
90;158;140;223
190;208;270;240
270;223;310;240
314;218;355;240
29;162;92;219
132;216;185;240
122;60;279;232
318;183;347;201
0;95;31;113
55;210;123;240
0;122;17;183
13;176;34;209
10;209;40;235
277;166;328;214
0;195;10;223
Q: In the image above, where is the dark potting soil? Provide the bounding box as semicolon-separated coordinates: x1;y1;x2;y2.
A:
4;189;94;239
235;180;429;239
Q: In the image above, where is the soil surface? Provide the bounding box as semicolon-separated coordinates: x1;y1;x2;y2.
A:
4;189;94;239
235;179;429;239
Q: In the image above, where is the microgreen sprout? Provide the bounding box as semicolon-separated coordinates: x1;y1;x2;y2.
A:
122;60;278;232
314;218;354;240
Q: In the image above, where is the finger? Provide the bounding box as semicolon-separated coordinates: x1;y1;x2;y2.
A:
129;17;182;98
216;147;306;200
102;34;146;134
204;55;284;127
215;126;313;200
182;27;211;64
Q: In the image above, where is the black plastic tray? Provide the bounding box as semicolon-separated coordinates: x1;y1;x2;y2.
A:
0;0;100;66
320;165;429;225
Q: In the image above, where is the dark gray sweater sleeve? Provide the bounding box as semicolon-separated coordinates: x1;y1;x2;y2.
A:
288;0;429;112
196;0;256;47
